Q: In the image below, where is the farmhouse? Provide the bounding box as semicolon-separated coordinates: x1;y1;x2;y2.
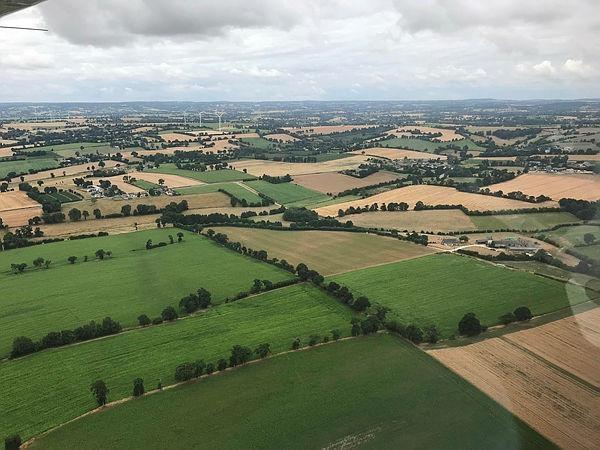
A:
488;237;539;253
441;237;460;246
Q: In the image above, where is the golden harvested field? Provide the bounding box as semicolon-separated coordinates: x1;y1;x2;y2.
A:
67;192;231;216
489;173;600;201
216;227;436;275
343;209;477;232
0;191;42;226
352;147;447;160
130;172;202;188
292;170;401;195
387;125;463;141
264;133;299;142
429;308;600;450
0;148;15;157
282;124;375;135
159;132;198;142
504;308;600;387
231;155;369;177
36;214;161;237
206;139;238;152
315;185;558;216
232;132;260;139
564;154;600;161
132;126;156;133
21;160;122;182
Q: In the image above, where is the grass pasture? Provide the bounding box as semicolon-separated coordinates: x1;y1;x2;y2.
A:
29;334;550;450
239;136;279;150
470;211;580;231
129;179;160;191
219;183;263;204
378;136;482;152
0;156;60;179
216;227;435;275
245;180;329;205
0;229;294;357
0;284;353;440
149;164;256;183
331;253;597;338
23;142;115;158
543;224;600;248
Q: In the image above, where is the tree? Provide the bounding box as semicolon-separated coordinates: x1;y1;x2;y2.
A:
121;205;132;216
137;314;151;327
145;239;153;250
11;336;36;358
352;296;371;312
10;263;27;274
205;362;215;374
95;249;106;260
513;306;533;321
161;306;178;322
168;234;174;244
291;337;301;350
499;312;516;325
217;358;228;371
4;435;22;450
174;363;195;382
68;208;82;221
331;329;341;341
308;335;320;346
33;257;45;269
351;323;361;336
93;208;102;219
424;325;440;344
177;232;184;242
229;345;253;366
583;233;596;245
458;313;483;337
82;210;90;220
405;324;424;344
67;256;78;264
158;178;165;186
132;378;144;397
90;380;109;406
255;343;271;358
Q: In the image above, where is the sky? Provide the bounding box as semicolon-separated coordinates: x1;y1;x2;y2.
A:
0;0;599;102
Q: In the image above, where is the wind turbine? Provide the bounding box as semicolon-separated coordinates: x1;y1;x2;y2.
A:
215;111;224;132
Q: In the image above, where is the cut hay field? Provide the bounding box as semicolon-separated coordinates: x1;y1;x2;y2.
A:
282;124;375;135
292;170;401;195
429;308;600;450
353;147;447;160
0;283;353;440
230;155;368;177
470;211;581;231
149;164;256;183
28;334;550;450
129;171;202;188
343;209;477;232
488;172;600;201
0;229;295;357
36;214;161;237
67;192;230;216
315;185;558;216
330;253;597;338
158;132;197;142
216;228;436;275
264;133;298;142
245;180;329;205
0;191;43;226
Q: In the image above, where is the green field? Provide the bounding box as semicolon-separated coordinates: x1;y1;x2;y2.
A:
570;244;600;263
245;180;330;205
470;212;580;231
0;283;354;439
219;183;263;203
22;142;115;158
544;224;600;247
149;164;256;183
292;194;361;209
130;179;160;191
31;190;81;204
378;136;482;152
0;156;60;178
239;136;278;150
29;335;551;450
503;260;600;291
0;229;294;357
331;253;597;337
175;182;237;195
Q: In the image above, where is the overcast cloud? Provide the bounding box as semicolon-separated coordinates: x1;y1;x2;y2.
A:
0;0;598;102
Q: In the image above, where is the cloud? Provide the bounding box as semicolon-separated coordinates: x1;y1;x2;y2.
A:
533;60;556;76
38;0;307;46
563;59;594;77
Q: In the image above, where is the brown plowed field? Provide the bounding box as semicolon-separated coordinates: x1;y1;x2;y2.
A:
488;173;600;201
428;308;600;450
315;185;558;216
293;171;401;195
